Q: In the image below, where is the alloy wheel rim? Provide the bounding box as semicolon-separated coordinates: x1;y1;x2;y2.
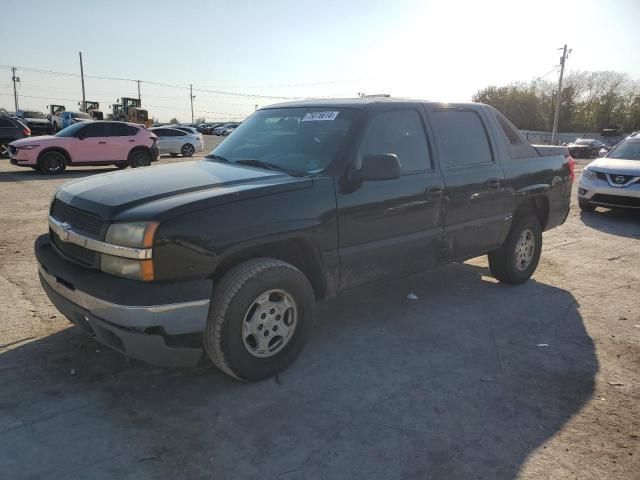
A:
0;144;7;157
45;154;62;172
515;228;535;271
242;289;297;358
184;145;194;156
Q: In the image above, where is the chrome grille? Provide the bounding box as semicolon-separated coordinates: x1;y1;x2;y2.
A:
50;200;104;237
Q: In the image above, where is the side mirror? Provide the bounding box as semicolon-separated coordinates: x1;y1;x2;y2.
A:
598;148;608;157
77;131;86;140
354;154;402;181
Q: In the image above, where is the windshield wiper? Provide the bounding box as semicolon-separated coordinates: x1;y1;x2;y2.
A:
205;154;230;163
235;159;288;173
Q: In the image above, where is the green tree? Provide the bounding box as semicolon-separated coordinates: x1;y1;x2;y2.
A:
169;117;179;124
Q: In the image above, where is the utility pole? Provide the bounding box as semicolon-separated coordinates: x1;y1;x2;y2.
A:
190;84;195;123
137;80;141;102
551;44;570;145
79;52;86;113
11;67;19;111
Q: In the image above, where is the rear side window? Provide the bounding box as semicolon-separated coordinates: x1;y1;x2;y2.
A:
0;118;14;127
495;113;537;159
434;110;492;167
358;110;431;173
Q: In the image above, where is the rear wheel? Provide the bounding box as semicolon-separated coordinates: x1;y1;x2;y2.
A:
203;258;315;381
488;214;542;285
181;143;195;157
128;149;151;168
38;151;67;175
578;199;596;212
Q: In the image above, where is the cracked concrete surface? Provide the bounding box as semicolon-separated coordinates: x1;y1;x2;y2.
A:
0;154;638;479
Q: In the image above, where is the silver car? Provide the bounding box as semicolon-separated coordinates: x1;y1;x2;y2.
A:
150;127;204;157
578;133;640;211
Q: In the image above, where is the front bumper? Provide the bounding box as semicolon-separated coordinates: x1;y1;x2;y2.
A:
35;235;213;367
578;174;640;209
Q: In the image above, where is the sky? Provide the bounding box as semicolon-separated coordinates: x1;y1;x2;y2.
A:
1;0;639;122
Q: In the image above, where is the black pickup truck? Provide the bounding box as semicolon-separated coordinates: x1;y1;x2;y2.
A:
35;99;573;381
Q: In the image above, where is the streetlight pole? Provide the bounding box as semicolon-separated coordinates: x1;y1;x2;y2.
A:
79;52;86;113
551;44;570;145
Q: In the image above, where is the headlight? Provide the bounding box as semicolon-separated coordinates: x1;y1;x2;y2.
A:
582;168;596;180
102;222;158;280
101;254;154;281
18;144;40;150
105;222;158;248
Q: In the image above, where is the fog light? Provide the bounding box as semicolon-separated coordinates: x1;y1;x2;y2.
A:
578;188;586;196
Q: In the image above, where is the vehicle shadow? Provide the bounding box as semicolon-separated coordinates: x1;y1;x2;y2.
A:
579;208;640;239
0;167;120;182
0;262;595;479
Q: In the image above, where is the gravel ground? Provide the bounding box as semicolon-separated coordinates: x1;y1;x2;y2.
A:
0;152;638;479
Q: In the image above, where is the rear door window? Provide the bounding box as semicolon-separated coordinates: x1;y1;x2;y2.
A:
0;118;14;128
433;110;493;167
83;123;109;137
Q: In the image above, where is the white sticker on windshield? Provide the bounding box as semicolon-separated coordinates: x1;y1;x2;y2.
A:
302;111;339;122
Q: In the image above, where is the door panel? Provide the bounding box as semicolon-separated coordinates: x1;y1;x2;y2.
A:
73;123;110;163
336;108;444;290
109;123;137;160
430;108;507;259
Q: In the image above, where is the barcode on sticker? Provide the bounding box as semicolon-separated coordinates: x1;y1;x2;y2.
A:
302;111;339;122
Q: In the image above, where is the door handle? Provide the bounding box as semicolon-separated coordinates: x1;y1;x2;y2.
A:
487;178;501;189
427;186;443;199
128;139;135;142
98;141;107;144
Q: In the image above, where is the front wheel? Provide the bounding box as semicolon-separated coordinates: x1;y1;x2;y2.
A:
578;199;596;212
203;258;315;381
488;214;542;285
0;140;10;158
38;151;67;175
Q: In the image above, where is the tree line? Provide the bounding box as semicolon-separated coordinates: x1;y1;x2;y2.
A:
472;71;640;133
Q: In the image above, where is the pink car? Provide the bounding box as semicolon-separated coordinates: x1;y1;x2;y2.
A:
9;121;159;174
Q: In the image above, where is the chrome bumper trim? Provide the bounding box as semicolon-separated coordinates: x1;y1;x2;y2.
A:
48;215;152;260
39;264;210;335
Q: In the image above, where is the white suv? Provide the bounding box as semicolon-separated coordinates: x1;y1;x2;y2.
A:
578;133;640;211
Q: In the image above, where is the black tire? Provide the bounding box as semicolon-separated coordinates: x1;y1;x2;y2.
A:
203;258;315;381
114;163;128;170
0;139;10;158
488;214;542;285
181;143;195;157
128;149;152;168
578;199;596;212
38;151;67;175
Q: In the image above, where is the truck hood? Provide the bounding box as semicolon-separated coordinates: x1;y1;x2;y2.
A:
55;160;305;220
588;157;640;175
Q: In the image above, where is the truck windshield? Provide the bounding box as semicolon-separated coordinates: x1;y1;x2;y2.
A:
607;139;640;160
209;108;358;174
73;112;91;119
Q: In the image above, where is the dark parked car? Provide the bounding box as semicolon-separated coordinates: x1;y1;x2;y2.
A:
199;123;224;134
35;99;572;381
14;109;53;135
567;138;608;158
0;115;30;158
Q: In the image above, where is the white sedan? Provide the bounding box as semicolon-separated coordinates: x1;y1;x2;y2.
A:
578;133;640;211
150;127;204;157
